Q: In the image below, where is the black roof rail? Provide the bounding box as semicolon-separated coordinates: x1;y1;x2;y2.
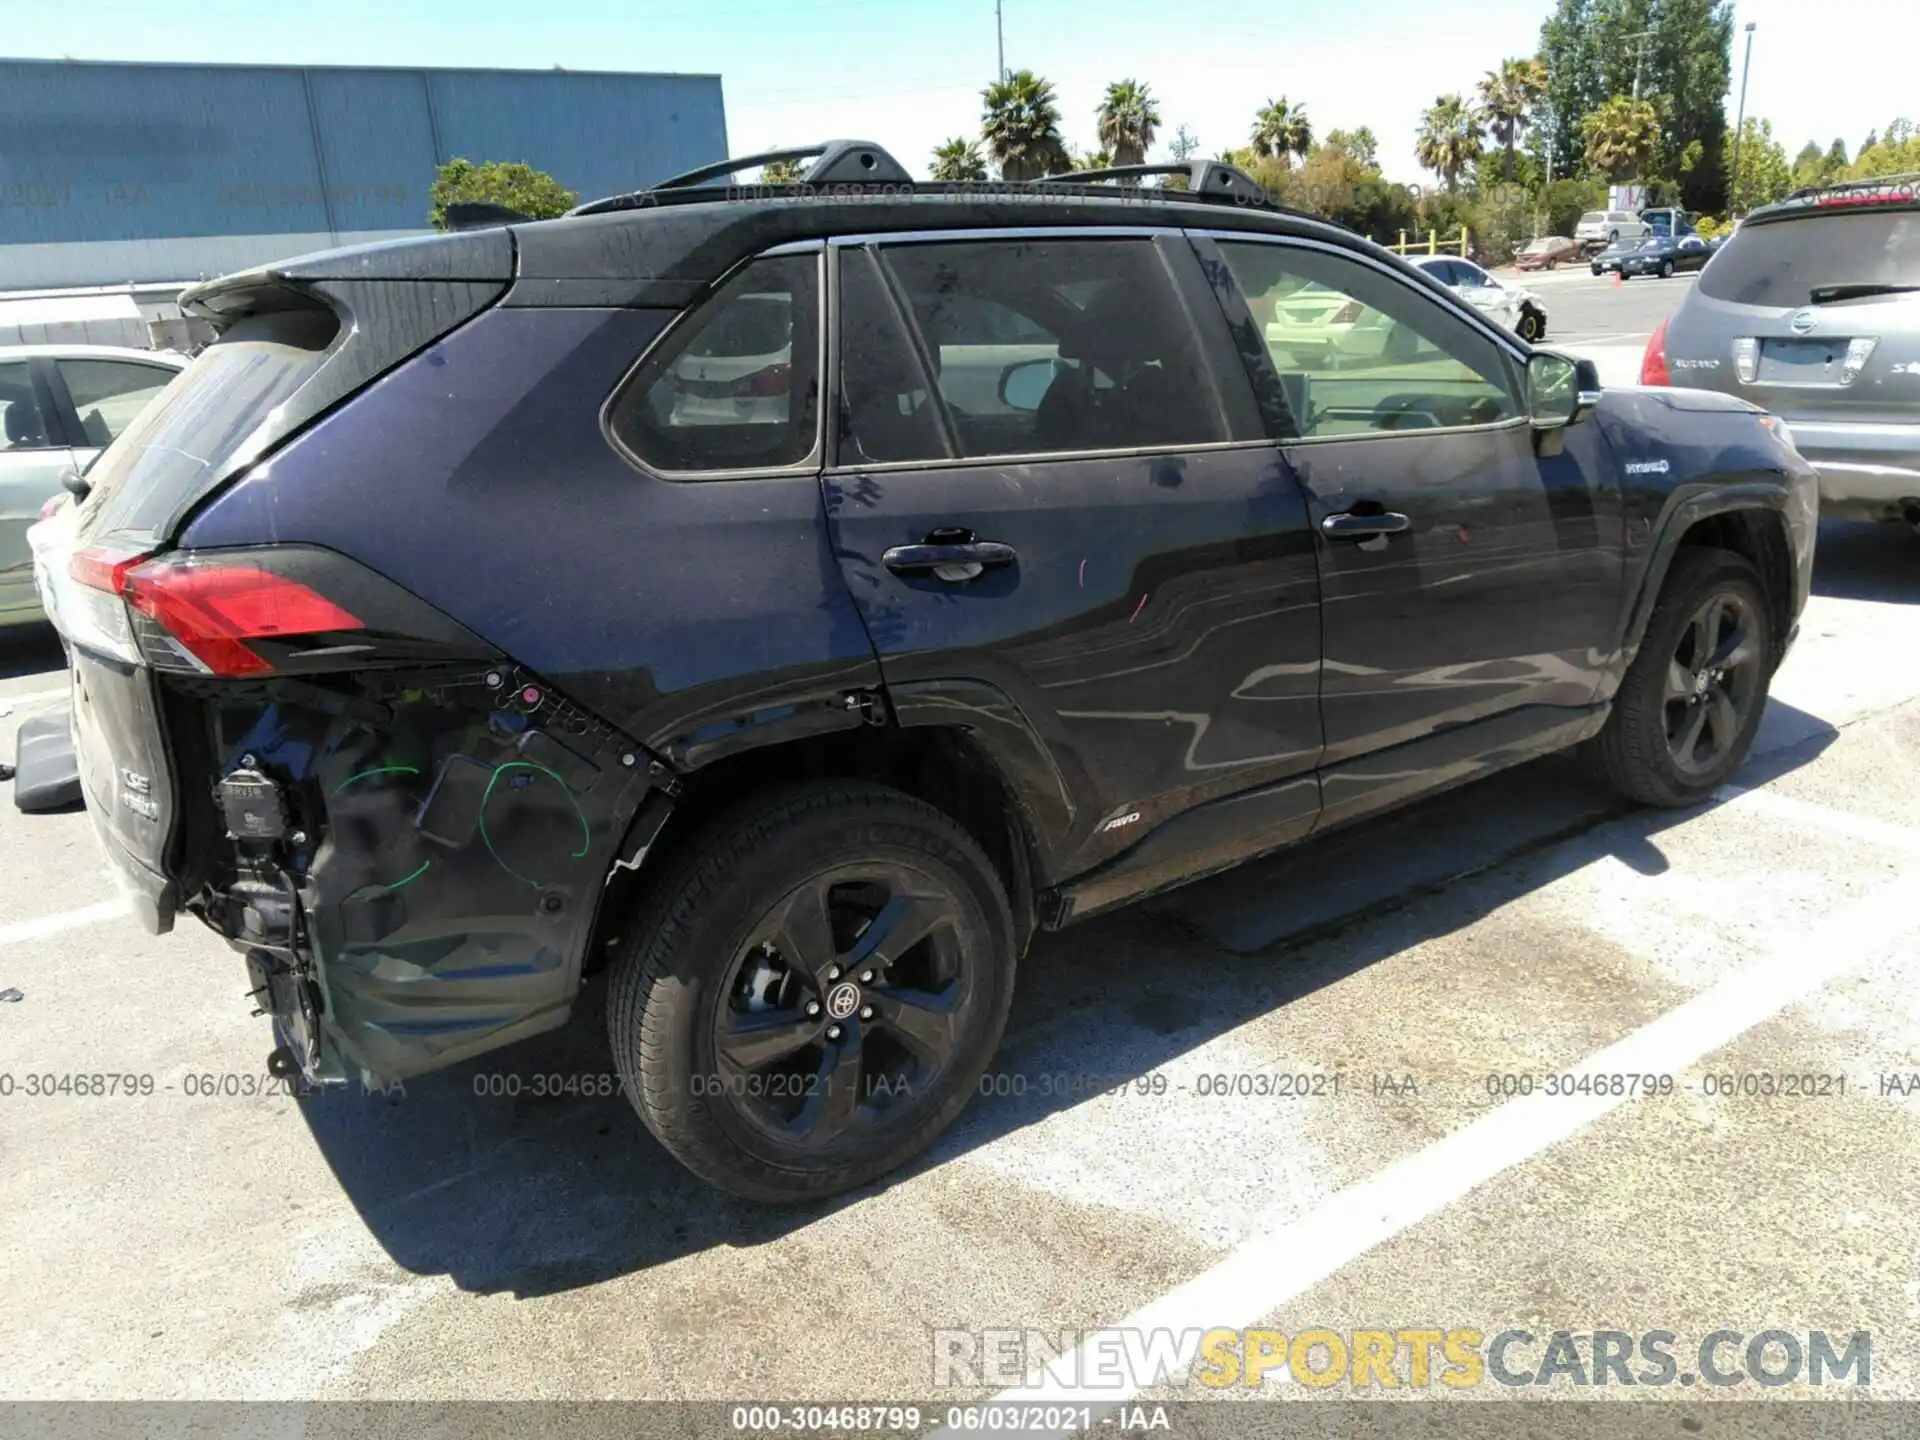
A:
573;139;913;215
1038;159;1273;207
1774;170;1920;205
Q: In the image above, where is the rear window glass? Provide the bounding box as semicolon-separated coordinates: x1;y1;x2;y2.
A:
1699;208;1920;306
78;314;333;542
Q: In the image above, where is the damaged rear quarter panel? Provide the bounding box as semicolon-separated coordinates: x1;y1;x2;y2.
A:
201;665;657;1084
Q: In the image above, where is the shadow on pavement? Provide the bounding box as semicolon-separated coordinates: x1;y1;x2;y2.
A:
0;624;64;685
1811;518;1920;604
300;693;1837;1299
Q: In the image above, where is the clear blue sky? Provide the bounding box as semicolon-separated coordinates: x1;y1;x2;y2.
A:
0;0;1903;185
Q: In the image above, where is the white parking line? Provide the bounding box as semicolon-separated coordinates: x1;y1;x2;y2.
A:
0;899;128;949
1717;781;1920;852
960;834;1920;1424
0;686;70;714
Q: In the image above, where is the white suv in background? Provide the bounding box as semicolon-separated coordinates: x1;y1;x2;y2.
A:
1575;210;1651;248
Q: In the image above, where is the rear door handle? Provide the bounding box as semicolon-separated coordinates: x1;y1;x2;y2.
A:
883;536;1017;580
1320;509;1411;540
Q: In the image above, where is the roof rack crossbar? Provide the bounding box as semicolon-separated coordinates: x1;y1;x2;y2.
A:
573;139;914;214
1037;160;1273;207
1782;170;1920;201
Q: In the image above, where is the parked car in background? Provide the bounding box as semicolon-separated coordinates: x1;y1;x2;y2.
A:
1591;236;1660;276
45;144;1816;1202
1515;236;1582;271
1576;209;1650;249
1407;255;1548;341
1;345;185;631
1640;207;1698;239
1646;174;1919;528
1620;232;1716;279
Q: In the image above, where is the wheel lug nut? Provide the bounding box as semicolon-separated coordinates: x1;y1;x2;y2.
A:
806;1001;821;1017
826;966;841;981
826;1025;842;1041
860;971;874;983
860;1006;874;1020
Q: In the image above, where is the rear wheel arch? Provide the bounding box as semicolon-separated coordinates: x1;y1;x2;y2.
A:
590;718;1055;969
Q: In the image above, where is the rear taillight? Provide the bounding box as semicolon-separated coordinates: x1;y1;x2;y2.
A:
1640;317;1672;386
37;494;65;522
1329;300;1364;325
70;548;362;677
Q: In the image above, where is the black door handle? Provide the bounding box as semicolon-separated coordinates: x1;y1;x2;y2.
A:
883;536;1018;579
1320;509;1411;540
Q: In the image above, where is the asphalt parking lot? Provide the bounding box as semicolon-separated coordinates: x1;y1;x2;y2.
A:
1508;263;1696;385
4;508;1919;1420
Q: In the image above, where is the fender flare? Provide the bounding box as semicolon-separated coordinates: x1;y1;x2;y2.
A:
1619;479;1795;669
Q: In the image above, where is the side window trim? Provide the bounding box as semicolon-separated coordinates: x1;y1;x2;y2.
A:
18;357;74;450
600;242;827;483
1192;228;1530;446
825;243;962;471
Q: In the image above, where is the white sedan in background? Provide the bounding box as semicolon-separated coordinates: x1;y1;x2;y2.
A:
1405;255;1549;342
2;344;186;631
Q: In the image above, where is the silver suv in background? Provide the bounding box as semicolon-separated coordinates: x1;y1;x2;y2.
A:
1643;177;1920;529
1575;209;1650;248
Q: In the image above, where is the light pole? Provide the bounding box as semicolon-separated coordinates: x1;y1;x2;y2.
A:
994;0;1006;82
1730;21;1756;214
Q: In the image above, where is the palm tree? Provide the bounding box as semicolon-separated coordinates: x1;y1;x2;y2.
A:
1416;94;1484;194
1580;95;1660;181
929;137;989;182
759;157;802;184
1476;57;1547;180
1096;79;1161;168
1250;97;1313;168
1070;146;1115;171
981;69;1069;181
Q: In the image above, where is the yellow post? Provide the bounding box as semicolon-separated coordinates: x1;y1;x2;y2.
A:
1460;224;1469;257
1397;229;1407;253
1426;230;1436;255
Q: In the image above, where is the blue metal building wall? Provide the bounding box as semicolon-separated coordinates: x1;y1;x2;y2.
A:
0;59;728;248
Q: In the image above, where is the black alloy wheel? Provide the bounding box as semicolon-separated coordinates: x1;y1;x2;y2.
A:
713;862;972;1150
607;781;1017;1201
1662;590;1764;780
1592;548;1774;807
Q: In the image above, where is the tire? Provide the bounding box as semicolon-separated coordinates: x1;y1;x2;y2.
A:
1660;259;1675;279
1592;548;1774;807
1608;229;1620;245
1517;307;1545;342
1591;264;1602;276
607;780;1017;1201
1546;258;1558;270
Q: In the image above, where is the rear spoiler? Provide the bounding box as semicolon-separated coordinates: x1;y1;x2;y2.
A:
181;228;516;324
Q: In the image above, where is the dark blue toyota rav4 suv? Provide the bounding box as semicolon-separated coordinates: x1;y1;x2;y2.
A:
48;143;1816;1200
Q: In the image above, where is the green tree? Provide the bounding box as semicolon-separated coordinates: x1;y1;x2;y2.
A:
1096;79;1161;167
1477;57;1548;180
982;69;1069;181
1580;94;1660;181
1416;94;1484;194
1726;116;1791;212
1250;97;1313;168
428;158;576;229
1167;123;1202;162
1068;145;1115;171
1538;0;1732;211
1790;140;1827;191
1848;117;1920;180
929;137;989;181
1324;127;1379;169
759;158;802;184
1825;137;1850;174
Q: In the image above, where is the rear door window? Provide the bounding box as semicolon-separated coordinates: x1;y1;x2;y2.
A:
56;359;178;447
606;252;822;475
1699;209;1920;306
877;236;1230;458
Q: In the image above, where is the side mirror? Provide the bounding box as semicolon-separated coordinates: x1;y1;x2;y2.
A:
1528;352;1601;455
998;357;1056;412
